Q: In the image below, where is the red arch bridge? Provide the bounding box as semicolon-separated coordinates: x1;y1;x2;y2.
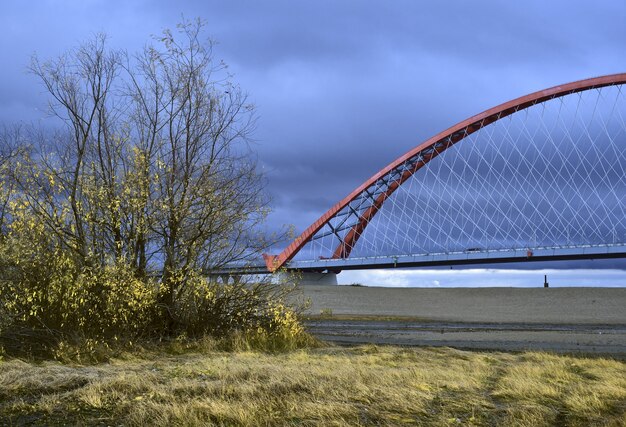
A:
225;74;626;276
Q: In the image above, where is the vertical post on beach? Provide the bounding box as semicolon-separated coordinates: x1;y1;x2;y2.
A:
544;275;549;288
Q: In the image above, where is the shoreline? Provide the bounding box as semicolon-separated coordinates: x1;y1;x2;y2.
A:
299;286;626;355
300;286;626;324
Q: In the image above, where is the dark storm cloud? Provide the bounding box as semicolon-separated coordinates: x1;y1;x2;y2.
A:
1;0;626;255
187;0;626;226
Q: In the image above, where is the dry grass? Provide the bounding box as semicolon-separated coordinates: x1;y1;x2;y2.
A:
0;346;624;426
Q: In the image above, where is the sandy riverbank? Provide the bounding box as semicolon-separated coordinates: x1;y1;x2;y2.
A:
299;286;626;355
300;286;626;323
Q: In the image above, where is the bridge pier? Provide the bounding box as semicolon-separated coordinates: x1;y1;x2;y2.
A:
278;271;338;286
211;274;243;284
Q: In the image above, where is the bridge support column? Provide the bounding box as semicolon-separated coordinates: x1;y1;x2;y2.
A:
278;271;338;286
219;275;242;284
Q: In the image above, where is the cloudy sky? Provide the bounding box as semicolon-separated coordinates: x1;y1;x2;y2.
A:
1;0;625;286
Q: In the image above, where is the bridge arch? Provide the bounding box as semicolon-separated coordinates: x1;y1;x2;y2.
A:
264;73;626;272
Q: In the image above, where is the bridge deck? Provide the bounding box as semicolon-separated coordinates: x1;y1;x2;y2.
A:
215;244;626;274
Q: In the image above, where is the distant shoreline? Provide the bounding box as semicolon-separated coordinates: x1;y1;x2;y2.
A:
337;268;626;287
299;285;626;355
300;286;626;324
333;286;626;290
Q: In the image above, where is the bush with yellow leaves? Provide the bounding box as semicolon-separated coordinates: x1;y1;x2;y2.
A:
0;206;311;359
0;210;158;358
172;272;312;351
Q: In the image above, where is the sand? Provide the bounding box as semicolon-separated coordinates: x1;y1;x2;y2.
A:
300;286;626;356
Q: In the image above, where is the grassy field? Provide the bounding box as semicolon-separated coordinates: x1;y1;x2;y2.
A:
0;345;624;426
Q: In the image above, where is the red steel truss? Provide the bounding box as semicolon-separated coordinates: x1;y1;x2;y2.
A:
263;73;626;272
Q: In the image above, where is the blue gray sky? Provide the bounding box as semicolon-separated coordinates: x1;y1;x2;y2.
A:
1;0;625;286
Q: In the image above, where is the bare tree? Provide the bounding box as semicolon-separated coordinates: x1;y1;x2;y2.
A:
16;19;270;324
27;34;123;264
0;125;28;235
127;20;263;308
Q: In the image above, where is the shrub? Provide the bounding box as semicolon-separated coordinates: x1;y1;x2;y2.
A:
0;247;158;358
0;221;310;359
171;273;312;350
